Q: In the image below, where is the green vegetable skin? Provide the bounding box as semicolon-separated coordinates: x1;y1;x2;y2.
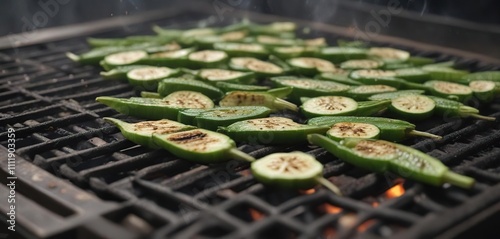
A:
100;65;151;80
157;77;224;100
219;91;298;112
216;82;270;92
104;117;195;148
178;106;272;130
271;77;351;102
427;96;495;121
152;129;255;164
218;117;329;145
307;116;441;142
96;91;214;120
308;134;475;189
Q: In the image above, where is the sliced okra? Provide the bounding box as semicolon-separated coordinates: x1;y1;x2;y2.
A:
367;90;425;101
307;116;441;142
140;91;162;99
248;22;297;35
459;71;500;84
300;96;390;118
100;65;151;80
271;77;350;102
317;71;364;86
195;30;248;48
469;80;497;103
96;91;214;120
368;47;410;63
349;69;401;88
197;69;256;84
255;35;297;46
315;47;367;63
178;106;271;130
308;135;475;189
388;94;435;121
104;117;195;148
142;48;195;67
406;56;435;66
152;129;255;164
424;80;473;102
219;91;298;112
428;96;495;121
251;152;342;195
101;50;148;70
270;46;319;59
214;43;268;58
347;85;397;101
340;59;383;70
218;117;329;145
187;50;228;68
422;65;469;81
215;82;270;92
287;57;337;75
394;68;431;83
157;78;224;100
229;57;285;77
326;122;381;141
126;66;179;91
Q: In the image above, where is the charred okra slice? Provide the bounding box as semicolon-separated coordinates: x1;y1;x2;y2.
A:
308;135;475;189
315;47;367;63
287;57;337;75
388;94;436;121
251;152;342;194
218;117;329;145
177;106;271;130
424;80;473;102
368;47;410;63
307;116;441;142
104;118;195;148
152;129;254;164
229;57;284;77
197;69;255;84
427;96;495;121
126;66;179;91
219;91;298;112
96;91;214;120
157;78;224;101
300;96;391;118
346;85;397;101
271;77;350;102
214;43;269;58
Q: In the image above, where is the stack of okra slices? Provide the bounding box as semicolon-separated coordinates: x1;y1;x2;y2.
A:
68;21;499;194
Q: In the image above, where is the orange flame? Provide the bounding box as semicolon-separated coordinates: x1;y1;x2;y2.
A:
322;203;342;214
357;219;376;232
248;208;265;221
385;183;405;198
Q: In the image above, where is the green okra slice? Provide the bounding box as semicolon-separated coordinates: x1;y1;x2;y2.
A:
100;65;151;80
157;78;224;101
197;69;256;84
307;116;441;142
326;122;381;141
422;64;469;81
340;59;383;70
368;47;410;63
300;96;390;118
469;80;498;103
270;46;319;59
96;91;214;120
87;35;174;47
388;94;436;121
218;117;329;145
315;47;368;63
346;85;397;101
219;91;298;112
251;152;342;195
177;106;271;130
459;71;500;84
215;82;270;92
254;35;298;47
187;50;228;68
101;50;148;70
349;69;401;88
367;90;426;101
141;48;196;68
104;117;195;148
195;30;248;48
247;21;297;36
406;56;435;66
152;129;254;164
229;57;285;77
271;77;350;102
308;135;475;189
287;57;337;76
140;91;162;99
394;68;431;83
126;66;179;91
424;80;473;102
214;43;269;59
317;71;364;86
427;96;495;121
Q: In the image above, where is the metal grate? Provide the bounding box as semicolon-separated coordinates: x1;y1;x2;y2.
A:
1;8;500;239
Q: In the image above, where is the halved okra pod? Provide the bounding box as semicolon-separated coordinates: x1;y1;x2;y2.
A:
157;77;224;100
218;117;329;145
300;96;391;118
308;135;475;189
177;106;272;130
307;116;441;142
219;91;298;112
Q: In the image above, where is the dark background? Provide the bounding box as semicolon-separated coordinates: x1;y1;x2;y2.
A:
1;0;500;36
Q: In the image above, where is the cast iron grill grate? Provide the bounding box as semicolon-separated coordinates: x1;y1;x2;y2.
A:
1;9;500;239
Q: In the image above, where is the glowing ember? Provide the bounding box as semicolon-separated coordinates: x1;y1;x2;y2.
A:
323;227;336;239
248;208;265;221
357;219;376;232
371;202;380;208
322;203;342;214
300;188;316;195
385;183;405;198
